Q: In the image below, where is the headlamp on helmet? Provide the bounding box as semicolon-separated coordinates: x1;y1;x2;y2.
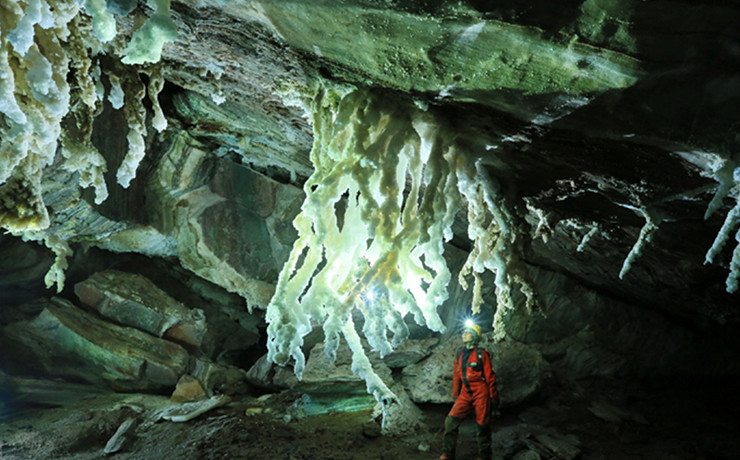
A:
463;319;481;340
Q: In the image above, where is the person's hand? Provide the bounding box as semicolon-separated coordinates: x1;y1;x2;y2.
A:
491;398;500;415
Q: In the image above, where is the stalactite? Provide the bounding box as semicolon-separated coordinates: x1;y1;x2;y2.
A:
457;159;534;340
121;0;177;65
727;228;740;293
116;68;148;188
41;235;73;293
147;64;168;132
704;159;740;293
619;207;660;279
577;225;599;252
60;15;108;205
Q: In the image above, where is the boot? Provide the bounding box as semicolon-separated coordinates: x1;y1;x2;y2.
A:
441;416;462;460
476;422;492;460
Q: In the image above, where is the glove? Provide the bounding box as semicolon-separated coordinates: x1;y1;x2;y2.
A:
491;398;501;415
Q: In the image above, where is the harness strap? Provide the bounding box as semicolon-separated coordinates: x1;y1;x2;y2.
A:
459;348;473;396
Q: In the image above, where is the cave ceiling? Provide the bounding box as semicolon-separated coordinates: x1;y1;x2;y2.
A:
1;0;739;334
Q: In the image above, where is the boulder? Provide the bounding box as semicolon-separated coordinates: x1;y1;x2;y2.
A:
301;340;392;386
374;383;425;436
381;337;440;368
402;337;550;406
170;375;207;402
0;297;189;391
245;353;299;390
485;339;552;406
191;358;249;396
401;338;459;403
75;270;206;348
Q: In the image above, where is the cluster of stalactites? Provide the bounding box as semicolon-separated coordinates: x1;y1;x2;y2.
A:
704;159;740;293
267;86;533;405
0;0;75;232
0;0;173;292
457;159;535;339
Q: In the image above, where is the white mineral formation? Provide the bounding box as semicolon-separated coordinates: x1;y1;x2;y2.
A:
266;86;534;405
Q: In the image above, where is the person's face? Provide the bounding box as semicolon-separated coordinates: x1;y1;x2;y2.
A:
462;330;474;343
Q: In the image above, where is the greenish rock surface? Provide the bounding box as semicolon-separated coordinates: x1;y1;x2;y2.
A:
258;0;641;95
1;298;189;391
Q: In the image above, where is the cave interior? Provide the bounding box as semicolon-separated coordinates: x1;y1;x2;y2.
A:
1;1;740;459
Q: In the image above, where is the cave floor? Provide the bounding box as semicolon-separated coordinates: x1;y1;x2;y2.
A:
1;377;738;460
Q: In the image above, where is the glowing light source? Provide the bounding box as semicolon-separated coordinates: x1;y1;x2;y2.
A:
363;288;378;303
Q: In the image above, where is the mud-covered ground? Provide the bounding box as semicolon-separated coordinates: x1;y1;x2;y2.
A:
1;376;739;460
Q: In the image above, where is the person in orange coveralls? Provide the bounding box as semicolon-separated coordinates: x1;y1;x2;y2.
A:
440;319;500;460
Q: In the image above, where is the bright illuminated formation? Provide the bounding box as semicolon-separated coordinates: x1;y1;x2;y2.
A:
267;87;457;405
267;86;533;404
121;0;177;65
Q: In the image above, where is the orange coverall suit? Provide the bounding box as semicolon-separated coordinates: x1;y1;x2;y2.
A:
443;346;499;460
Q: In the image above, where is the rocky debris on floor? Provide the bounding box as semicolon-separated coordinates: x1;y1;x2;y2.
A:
74;270;207;348
1;374;739;460
191;358;250;396
491;424;582;460
155;394;231;423
525;432;581;460
170;374;207;402
103;417;137;454
511;450;543;460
